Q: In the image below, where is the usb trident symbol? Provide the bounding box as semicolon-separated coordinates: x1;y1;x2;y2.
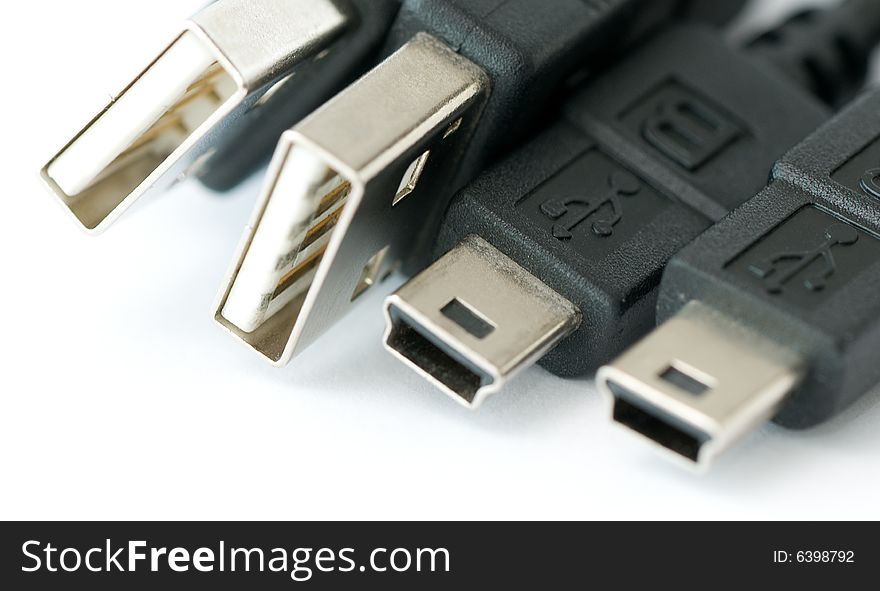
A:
749;223;859;294
540;171;641;240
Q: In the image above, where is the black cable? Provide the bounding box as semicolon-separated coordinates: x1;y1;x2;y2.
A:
747;0;880;106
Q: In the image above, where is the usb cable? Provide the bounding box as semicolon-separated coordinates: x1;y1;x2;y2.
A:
212;0;749;366
383;0;880;408
598;88;880;469
40;0;401;233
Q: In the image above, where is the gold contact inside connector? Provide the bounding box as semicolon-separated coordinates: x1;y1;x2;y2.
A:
216;158;358;362
114;65;228;161
269;175;352;305
273;247;327;299
44;33;239;230
88;64;232;190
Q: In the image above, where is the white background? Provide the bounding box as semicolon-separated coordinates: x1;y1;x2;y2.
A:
2;0;879;520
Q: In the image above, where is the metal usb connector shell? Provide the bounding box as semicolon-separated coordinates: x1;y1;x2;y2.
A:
41;0;352;233
384;236;581;408
597;302;804;470
214;33;490;366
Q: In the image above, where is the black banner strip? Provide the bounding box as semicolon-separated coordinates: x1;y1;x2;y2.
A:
2;522;878;589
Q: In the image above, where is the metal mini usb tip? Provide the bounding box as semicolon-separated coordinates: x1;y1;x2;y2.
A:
383;236;581;408
40;0;352;233
597;302;805;470
214;33;489;366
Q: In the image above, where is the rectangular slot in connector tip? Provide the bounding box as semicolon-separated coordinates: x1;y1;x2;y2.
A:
440;298;496;339
607;381;707;463
43;32;240;230
659;365;711;396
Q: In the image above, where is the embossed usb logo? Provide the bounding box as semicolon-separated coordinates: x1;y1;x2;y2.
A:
516;148;667;257
539;171;641;240
748;223;859;294
728;206;880;307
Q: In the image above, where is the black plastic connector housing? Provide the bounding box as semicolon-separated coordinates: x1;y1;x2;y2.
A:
195;0;748;194
434;24;830;376
382;0;749;268
658;90;880;428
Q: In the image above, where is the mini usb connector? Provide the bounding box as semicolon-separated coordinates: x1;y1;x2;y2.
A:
597;302;804;469
41;0;351;232
384;236;580;408
595;88;880;470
